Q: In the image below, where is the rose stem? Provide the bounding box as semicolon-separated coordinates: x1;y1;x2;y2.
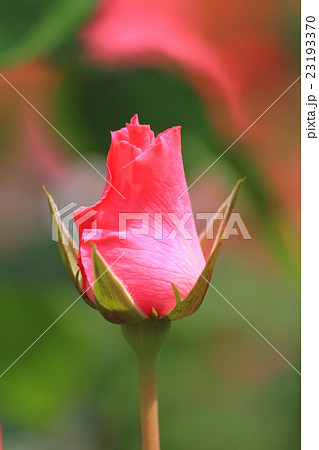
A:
121;319;170;450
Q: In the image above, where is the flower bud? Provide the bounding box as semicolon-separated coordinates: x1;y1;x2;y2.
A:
45;116;244;324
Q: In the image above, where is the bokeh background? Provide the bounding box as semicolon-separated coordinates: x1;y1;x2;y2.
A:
0;0;300;448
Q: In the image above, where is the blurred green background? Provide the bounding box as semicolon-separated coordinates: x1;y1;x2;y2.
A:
0;0;300;448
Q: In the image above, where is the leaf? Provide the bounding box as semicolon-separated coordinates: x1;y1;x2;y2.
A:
165;178;245;321
0;0;98;67
92;246;147;324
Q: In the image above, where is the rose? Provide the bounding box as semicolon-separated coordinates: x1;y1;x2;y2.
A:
73;114;205;317
45;117;243;450
45;115;243;324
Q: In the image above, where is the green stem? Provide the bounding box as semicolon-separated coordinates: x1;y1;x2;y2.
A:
138;356;159;450
121;320;170;450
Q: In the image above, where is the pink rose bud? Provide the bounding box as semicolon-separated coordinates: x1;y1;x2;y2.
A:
45;115;244;324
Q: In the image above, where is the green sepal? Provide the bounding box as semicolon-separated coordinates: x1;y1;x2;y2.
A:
164;178;245;321
43;186;94;307
151;308;159;319
44;186;78;279
199;177;246;260
75;270;96;310
92;245;147;324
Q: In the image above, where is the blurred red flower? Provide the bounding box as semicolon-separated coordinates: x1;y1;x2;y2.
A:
81;0;300;223
80;0;242;127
